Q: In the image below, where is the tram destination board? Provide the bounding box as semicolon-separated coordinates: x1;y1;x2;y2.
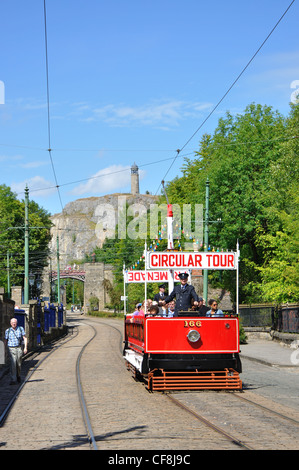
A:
125;270;191;283
148;251;237;270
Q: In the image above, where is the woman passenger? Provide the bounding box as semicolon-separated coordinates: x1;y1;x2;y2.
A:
206;299;224;317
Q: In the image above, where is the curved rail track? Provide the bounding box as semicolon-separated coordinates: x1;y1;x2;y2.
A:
231;391;299;426
0;327;79;427
0;321;100;450
76;323;98;450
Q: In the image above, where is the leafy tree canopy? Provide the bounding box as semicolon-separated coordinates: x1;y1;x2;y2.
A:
166;102;298;303
86;102;298;306
0;185;52;296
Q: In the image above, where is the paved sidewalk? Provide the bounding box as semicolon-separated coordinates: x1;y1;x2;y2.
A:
240;338;299;367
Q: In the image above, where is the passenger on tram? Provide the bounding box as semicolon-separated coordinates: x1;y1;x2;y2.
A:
146;305;160;317
191;297;209;316
132;303;142;317
161;300;175;318
134;299;152;318
206;299;224;317
130;301;145;321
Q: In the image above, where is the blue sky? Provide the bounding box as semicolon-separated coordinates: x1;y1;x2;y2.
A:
0;0;298;215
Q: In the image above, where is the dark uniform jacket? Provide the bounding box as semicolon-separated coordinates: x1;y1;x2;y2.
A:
195;304;209;316
153;292;167;304
164;284;199;317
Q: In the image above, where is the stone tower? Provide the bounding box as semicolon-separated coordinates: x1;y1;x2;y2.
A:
131;162;140;194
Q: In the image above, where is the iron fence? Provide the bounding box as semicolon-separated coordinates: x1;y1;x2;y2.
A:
238;304;299;333
238;305;275;328
277;305;299;333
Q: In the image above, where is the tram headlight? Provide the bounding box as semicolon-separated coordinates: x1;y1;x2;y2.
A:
187;329;201;343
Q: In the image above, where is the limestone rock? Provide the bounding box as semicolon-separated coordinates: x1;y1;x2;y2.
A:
50;193;158;268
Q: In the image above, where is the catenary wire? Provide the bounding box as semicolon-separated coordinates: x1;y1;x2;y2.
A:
2;1;296;207
13;133;297;197
43;0;64;213
155;0;296;195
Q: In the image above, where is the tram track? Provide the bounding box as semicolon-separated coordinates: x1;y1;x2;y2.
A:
231;390;299;426
80;316;299;451
0;318;100;451
2;315;298;450
75;322;98;450
165;392;254;450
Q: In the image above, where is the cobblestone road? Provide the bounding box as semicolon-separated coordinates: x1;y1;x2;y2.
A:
1;314;298;451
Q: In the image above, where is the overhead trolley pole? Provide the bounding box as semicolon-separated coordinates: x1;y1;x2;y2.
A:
203;178;209;304
162;180;174;294
24;186;29;304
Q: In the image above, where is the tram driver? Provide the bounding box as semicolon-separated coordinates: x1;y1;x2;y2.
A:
162;272;199;316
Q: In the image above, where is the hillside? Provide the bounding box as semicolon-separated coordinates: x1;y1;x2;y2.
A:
50;193;158;268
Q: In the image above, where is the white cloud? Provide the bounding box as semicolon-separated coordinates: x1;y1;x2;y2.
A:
245;51;299;91
0;154;23;163
19;161;49;169
11;176;57;198
71;164;134;195
77;100;213;128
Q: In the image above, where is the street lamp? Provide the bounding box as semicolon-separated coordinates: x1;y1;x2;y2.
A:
51;282;56;302
36;275;42;299
29;272;35;299
60;283;65;305
36;275;41;290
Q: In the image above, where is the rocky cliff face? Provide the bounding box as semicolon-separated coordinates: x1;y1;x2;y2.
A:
50;193;158;268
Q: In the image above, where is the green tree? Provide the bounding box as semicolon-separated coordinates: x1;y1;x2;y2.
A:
0;185;52;296
254;103;299;302
166;103;293;303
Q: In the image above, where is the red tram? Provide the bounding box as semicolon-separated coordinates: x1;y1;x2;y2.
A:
123;312;242;391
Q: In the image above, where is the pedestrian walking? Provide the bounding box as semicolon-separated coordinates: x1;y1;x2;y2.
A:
4;318;27;384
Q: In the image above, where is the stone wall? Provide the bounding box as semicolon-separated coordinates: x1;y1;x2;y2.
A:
84;263;114;311
0;288;15;366
41;262;115;311
50;193;158;268
191;272;233;311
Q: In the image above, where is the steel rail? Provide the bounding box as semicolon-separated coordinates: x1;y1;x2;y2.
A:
75;323;98;450
232;392;299;426
165;393;254;450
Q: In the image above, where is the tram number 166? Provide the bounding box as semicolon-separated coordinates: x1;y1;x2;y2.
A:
184;320;201;328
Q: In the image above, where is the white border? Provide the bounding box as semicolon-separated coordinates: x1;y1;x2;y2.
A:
145;318;239;354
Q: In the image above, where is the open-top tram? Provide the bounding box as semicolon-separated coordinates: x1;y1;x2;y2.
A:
123;311;242;391
123;198;242;391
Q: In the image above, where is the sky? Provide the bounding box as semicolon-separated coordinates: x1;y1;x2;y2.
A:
0;0;298;216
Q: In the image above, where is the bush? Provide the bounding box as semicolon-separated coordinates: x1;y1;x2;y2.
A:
88;296;99;313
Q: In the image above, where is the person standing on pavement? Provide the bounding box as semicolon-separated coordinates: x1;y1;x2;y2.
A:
4;318;27;384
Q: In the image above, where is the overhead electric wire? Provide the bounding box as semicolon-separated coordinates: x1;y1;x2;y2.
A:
13;132;297;198
2;1;296;206
43;0;64;213
155;0;296;195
